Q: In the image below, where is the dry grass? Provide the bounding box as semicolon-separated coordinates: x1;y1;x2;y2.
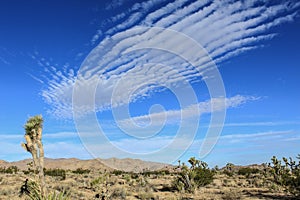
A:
0;169;297;200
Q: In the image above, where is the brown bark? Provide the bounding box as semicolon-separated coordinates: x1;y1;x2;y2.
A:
37;139;46;196
37;127;42;140
24;135;38;169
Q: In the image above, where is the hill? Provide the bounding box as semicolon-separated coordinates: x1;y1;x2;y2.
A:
0;157;170;172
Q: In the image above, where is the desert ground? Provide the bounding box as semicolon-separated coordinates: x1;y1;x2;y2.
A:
0;158;298;200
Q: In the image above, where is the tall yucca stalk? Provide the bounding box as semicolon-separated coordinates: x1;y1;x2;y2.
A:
21;115;46;197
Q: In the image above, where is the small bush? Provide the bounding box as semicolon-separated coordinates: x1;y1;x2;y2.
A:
0;166;18;174
71;168;90;174
112;170;125;176
90;175;107;188
141;169;170;177
223;170;234;177
122;174;131;182
237;167;259;177
23;169;35;175
172;157;214;193
110;187;127;200
20;179;70;200
44;168;66;180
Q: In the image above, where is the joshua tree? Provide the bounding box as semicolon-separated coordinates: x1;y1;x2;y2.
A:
21;115;46;197
188;157;197;169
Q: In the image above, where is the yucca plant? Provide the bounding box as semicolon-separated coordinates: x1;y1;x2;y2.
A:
20;115;71;199
21;115;46;197
20;178;70;200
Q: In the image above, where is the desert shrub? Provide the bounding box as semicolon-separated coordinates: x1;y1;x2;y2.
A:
19;179;70;200
0;166;18;174
237;167;259;177
112;170;124;176
46;190;70;200
137;175;148;187
172;157;214;193
141;170;152;177
222;189;242;200
223;163;235;177
142;169;170;177
90;175;107;188
71;168;90;174
130;172;139;179
223;170;234;177
267;155;300;196
23;169;36;175
122;174;131;182
44;168;66;180
136;191;156;200
110;187;127;200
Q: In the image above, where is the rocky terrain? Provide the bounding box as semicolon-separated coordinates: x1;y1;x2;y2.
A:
0;157;298;200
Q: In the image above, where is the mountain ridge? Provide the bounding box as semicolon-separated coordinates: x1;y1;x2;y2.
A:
0;157;171;172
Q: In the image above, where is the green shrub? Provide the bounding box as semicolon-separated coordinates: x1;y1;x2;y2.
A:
90;175;106;187
112;170;124;176
23;169;35;175
0;166;18;174
122;174;131;182
223;170;234;177
267;155;300;196
19;179;70;200
223;163;235;177
141;169;170;176
71;168;90;174
172;157;214;193
44;168;66;180
130;172;139;179
237;167;259;177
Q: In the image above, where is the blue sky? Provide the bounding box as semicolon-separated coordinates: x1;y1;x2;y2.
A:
0;0;300;167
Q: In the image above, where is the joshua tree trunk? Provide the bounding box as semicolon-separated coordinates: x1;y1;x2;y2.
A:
37;139;45;196
22;135;38;169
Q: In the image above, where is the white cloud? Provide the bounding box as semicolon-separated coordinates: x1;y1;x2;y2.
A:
219;130;294;140
59;129;298;163
105;0;128;10
220;121;300;127
0;56;10;65
91;30;103;45
1;128;298;163
118;95;259;128
43;132;78;139
0;134;23;140
42;0;299;119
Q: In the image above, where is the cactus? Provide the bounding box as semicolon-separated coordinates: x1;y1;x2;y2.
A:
21;115;46;197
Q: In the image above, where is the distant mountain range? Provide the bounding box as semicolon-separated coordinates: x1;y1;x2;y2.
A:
0;157;171;173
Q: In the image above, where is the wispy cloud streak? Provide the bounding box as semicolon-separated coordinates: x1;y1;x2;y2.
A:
118;95;258;127
41;0;299;119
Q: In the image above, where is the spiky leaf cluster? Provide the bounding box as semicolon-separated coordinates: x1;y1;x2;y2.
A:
267;154;300;196
24;115;43;138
